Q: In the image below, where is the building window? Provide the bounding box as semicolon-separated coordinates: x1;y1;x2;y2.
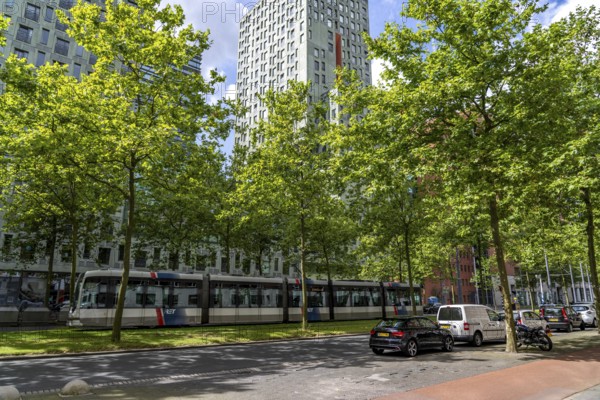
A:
75;45;84;57
45;6;54;22
118;244;124;261
35;51;46;67
314;74;319;84
25;3;40;21
98;247;111;265
328;42;334;52
73;63;81;78
89;53;97;65
314;60;319;71
54;38;70;56
58;0;72;9
55;19;68;32
40;28;50;45
16;25;34;44
14;48;29;60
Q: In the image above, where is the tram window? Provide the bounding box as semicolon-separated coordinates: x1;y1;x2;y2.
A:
334;289;350;307
136;293;155;306
308;291;325;307
288;285;302;307
81;279;111;308
146;285;164;307
262;286;282;308
370;289;382;306
124;281;143;308
173;286;198;308
352;289;373;306
237;284;258;308
211;283;236;308
385;289;398;306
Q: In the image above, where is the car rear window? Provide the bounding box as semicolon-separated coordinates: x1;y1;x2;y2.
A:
572;306;588;312
438;307;463;321
543;308;562;316
377;319;408;329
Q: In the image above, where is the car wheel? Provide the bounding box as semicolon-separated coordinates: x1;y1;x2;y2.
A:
372;348;384;355
404;339;418;357
471;332;483;347
566;323;573;333
442;336;454;352
580;322;586;331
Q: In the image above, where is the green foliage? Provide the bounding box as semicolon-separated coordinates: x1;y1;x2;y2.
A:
233;81;348;328
0;0;232;342
0;57;120;302
0;14;8;47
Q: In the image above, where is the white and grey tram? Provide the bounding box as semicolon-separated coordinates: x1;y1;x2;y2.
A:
68;270;422;327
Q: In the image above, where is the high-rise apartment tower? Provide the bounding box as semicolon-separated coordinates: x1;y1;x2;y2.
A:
235;0;371;148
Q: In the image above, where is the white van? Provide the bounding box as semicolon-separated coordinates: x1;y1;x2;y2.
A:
436;304;505;346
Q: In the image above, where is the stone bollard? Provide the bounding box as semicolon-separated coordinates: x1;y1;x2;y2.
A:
60;379;91;396
0;386;21;400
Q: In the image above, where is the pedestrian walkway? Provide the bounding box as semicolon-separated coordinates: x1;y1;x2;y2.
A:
378;345;600;400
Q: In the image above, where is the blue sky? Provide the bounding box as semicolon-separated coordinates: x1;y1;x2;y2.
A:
164;0;595;154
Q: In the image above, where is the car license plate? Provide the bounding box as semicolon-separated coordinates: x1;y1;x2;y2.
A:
378;332;389;337
549;318;558;322
440;324;450;329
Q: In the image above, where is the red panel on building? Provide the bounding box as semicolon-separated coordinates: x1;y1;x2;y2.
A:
335;33;342;68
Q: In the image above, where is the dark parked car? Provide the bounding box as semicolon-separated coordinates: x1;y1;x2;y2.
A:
539;305;585;332
369;316;454;357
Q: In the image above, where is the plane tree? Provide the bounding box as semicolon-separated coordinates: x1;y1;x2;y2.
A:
0;61;119;304
63;0;231;342
352;0;592;352
537;7;600;332
232;81;340;330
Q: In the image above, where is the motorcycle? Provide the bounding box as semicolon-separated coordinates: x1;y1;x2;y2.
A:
516;323;553;351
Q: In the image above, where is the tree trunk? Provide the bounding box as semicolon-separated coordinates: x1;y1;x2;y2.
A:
44;219;57;306
324;246;332;282
69;220;79;306
112;165;135;343
300;214;308;331
404;225;417;315
489;194;517;353
581;187;600;334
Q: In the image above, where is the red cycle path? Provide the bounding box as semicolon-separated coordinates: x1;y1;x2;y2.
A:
379;346;600;400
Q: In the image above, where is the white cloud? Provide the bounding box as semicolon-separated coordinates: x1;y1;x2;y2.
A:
371;58;388;87
537;0;597;26
163;0;250;85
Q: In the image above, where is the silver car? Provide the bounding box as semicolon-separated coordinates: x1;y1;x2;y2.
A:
513;310;548;331
572;303;597;327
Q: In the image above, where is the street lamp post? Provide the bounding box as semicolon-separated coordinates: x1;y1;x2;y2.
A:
579;262;587;302
471;246;480;304
544;251;552;303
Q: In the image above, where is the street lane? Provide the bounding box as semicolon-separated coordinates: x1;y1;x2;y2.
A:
2;330;596;399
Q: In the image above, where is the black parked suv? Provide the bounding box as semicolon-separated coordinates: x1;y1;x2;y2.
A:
539;305;585;332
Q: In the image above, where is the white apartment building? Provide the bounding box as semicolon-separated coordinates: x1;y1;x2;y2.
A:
235;0;371;147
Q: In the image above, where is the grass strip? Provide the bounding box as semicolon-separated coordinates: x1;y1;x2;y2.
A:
0;319;379;356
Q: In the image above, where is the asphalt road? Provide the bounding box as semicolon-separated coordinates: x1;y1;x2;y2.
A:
2;329;598;400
